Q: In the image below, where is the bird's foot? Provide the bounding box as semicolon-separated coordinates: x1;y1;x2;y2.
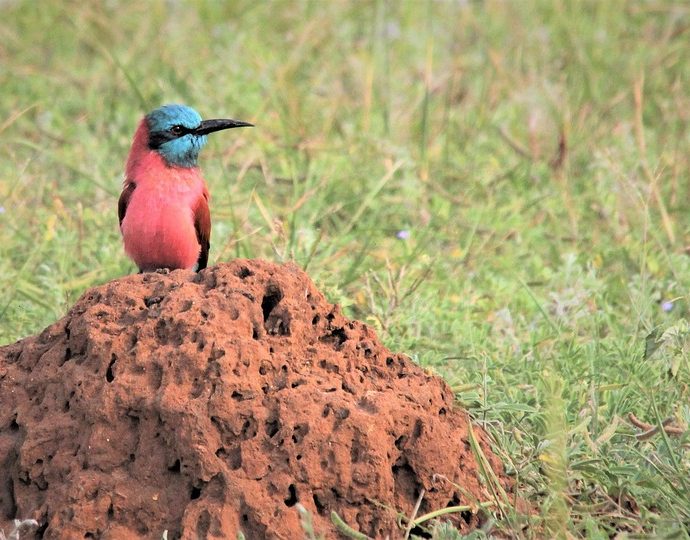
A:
155;267;171;275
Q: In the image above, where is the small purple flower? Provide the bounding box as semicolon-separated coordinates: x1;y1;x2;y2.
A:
661;301;674;313
396;229;410;240
0;206;5;214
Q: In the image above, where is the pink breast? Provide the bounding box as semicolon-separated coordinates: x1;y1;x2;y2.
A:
121;163;207;271
122;198;200;271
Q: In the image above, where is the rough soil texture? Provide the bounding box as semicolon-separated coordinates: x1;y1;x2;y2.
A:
0;260;509;539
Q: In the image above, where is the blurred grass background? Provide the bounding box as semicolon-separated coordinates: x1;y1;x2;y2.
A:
1;0;690;537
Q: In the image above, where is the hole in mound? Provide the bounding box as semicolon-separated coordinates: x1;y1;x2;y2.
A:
106;355;116;383
168;459;181;473
241;418;258;439
261;285;283;323
284;484;298;507
318;359;340;374
313;493;326;515
335;408;350;420
35;472;48;490
252;324;261;340
292;423;309;444
320;327;348;349
107;503;114;519
144;295;163;307
261;285;291;336
9;417;19;431
342;381;356;395
408;526;431;538
190;485;202;500
392;458;424;505
312;315;320;325
269;314;290;336
237;266;253;279
265;418;281;438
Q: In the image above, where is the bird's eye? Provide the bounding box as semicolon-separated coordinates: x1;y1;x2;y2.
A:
170;125;185;136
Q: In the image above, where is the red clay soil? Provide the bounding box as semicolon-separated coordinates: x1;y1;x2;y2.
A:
0;260;509;539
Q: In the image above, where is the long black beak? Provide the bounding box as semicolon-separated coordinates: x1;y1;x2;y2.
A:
194;118;254;136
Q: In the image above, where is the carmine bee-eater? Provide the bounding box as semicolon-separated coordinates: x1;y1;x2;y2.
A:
118;104;252;272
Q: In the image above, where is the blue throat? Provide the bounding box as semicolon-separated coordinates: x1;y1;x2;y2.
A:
155;134;207;167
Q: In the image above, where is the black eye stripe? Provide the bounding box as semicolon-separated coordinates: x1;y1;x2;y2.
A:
148;131;171;150
148;126;195;149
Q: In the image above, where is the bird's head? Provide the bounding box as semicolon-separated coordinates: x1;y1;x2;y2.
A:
145;104;253;168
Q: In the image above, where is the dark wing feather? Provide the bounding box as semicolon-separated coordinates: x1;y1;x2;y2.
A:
194;190;211;271
118;182;136;227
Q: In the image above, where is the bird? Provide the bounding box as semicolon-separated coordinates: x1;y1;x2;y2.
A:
118;104;252;273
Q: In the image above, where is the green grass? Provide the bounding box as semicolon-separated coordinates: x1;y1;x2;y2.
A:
1;0;689;537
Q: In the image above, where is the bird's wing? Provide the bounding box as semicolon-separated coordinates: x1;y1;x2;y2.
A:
118;181;136;227
194;189;211;270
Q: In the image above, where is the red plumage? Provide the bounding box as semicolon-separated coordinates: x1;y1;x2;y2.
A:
118;120;211;272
